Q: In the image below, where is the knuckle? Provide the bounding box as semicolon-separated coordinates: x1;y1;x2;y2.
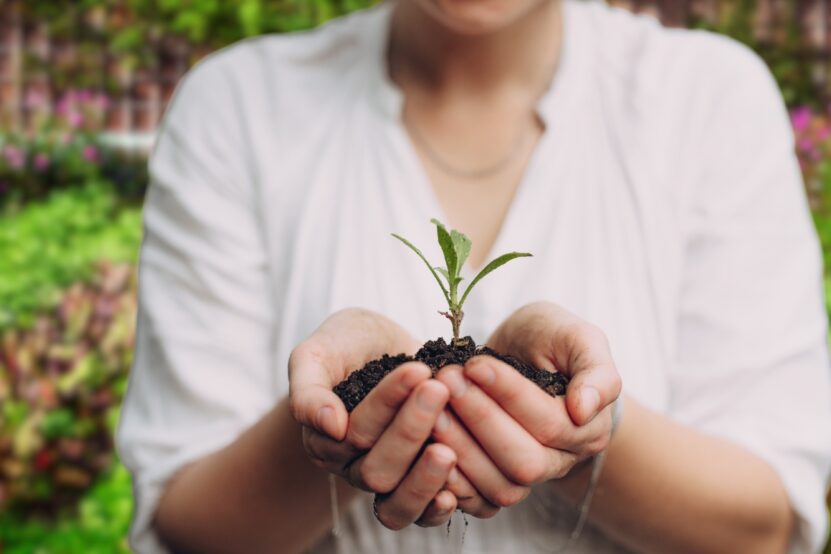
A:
580;322;606;343
289;340;319;368
491;485;530;508
610;373;623;396
360;464;396;494
375;508;407;531
396;419;428;445
509;458;546;487
584;436;609;457
407;481;437;500
549;461;572;480
535;419;565;447
346;427;375;451
475;504;500;519
467;401;493;426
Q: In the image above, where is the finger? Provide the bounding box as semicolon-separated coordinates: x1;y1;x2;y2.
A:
416;490;458;528
431;407;530;507
487;303;621;426
565;359;622;427
288;339;349;440
302;426;361;474
446;467;500;519
346;362;432;450
288;308;420;440
464;356;588;449
374;443;456;530
348;380;448;493
437;365;576;486
549;322;621;426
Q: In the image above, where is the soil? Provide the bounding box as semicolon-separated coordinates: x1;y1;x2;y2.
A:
333;336;569;411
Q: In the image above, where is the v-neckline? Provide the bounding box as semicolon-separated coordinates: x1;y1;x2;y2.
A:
364;0;582;276
392;119;554;276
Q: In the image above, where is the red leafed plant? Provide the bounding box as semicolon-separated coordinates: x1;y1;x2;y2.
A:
0;261;136;514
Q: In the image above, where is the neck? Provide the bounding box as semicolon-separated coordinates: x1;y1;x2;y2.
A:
389;0;563;99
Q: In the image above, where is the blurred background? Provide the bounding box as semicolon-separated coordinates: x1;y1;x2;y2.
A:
0;0;830;552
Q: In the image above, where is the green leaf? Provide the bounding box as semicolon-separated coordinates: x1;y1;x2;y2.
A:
459;252;532;307
435;267;463;287
40;408;76;440
391;234;451;305
430;219;457;281
450;230;471;277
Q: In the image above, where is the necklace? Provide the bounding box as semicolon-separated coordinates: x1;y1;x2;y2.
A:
404;110;533;180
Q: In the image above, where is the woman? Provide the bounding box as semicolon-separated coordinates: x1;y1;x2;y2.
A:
117;0;831;552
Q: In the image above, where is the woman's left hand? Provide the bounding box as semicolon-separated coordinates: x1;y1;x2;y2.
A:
433;302;622;491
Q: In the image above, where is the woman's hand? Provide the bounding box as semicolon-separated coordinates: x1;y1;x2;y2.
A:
288;308;493;528
433;302;622;496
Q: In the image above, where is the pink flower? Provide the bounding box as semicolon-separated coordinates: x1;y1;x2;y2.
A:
791;107;812;132
33;152;50;171
82;145;99;163
67;111;84;128
24;89;47;109
3;145;25;170
798;137;815;153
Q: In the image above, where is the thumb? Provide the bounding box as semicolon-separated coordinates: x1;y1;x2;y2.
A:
289;386;348;441
288;342;348;440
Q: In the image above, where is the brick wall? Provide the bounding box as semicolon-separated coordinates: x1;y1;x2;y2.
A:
1;0;829;136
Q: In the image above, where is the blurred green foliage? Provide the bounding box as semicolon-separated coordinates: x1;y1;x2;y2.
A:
0;182;141;330
21;0;379;85
0;462;132;554
0;184;137;517
0;181;137;553
691;0;819;106
2;1;831;553
1;89;148;209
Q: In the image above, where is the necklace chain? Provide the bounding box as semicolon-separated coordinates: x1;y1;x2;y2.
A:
404;111;532;180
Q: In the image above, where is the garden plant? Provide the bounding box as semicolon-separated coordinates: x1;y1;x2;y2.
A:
333;219;569;411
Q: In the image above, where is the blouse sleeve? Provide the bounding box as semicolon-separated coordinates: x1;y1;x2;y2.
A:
115;52;275;553
669;37;831;553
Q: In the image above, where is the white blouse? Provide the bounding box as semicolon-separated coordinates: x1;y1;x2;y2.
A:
116;1;831;552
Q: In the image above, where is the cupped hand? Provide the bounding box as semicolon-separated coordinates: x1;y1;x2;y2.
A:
433;302;622;497
288;308;493;528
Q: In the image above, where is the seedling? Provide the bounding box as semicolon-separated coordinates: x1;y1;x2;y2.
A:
392;219;532;346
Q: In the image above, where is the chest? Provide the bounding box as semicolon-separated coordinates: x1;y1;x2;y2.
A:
402;101;546;270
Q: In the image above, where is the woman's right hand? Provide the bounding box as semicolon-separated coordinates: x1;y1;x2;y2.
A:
288;308;496;529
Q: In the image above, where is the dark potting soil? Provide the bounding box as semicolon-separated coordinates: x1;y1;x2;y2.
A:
333;336;569;412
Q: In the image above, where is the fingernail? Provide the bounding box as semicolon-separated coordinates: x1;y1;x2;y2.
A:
443;370;467;398
427;449;452;474
316;406;334;435
580;387;600;420
437;502;453;515
448;467;460;485
435;411;451;433
466;361;494;385
417;386;444;411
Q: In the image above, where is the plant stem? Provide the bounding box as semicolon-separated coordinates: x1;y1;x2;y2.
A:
451;308;463;343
